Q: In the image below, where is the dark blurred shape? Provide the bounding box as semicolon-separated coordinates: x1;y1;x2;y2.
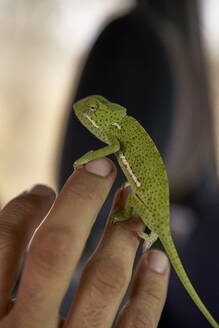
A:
58;0;219;326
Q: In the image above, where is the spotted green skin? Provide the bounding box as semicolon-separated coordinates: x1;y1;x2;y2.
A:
74;95;218;328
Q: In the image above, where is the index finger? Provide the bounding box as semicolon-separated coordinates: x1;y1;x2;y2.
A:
11;158;116;326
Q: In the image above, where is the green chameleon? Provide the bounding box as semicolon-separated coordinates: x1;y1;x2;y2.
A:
73;95;218;328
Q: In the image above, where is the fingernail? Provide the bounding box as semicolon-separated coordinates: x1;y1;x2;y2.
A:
146;250;168;273
26;184;53;196
85;158;113;177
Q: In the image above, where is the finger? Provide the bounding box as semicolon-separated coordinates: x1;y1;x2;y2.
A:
0;185;55;318
11;158;116;327
116;249;170;328
64;186;145;328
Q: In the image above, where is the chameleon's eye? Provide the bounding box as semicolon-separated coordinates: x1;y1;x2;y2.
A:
86;99;99;113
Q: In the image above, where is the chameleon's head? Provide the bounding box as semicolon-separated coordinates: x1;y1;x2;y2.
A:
73;95;127;141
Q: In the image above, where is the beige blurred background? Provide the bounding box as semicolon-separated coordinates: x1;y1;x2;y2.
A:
0;0;218;206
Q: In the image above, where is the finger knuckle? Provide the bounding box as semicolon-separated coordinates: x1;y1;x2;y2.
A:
9;195;40;215
1;196;40;227
143;285;164;305
29;227;73;276
0;196;41;248
0;218;25;250
85;258;130;300
0;224;17;250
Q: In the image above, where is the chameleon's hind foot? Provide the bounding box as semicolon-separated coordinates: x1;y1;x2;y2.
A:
138;231;158;251
112;208;134;223
112;191;134;223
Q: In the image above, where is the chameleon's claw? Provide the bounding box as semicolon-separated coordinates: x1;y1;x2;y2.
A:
111;217;118;225
74;159;88;167
73;162;82;169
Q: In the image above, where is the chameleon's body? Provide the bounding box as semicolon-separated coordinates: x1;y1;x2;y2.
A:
73;95;218;328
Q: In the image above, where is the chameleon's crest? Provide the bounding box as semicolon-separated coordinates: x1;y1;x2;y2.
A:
93;95;127;116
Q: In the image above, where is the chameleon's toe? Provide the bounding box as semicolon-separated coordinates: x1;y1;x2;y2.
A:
74;158;88;166
73;161;83;169
121;181;131;189
137;231;158;251
74;151;94;166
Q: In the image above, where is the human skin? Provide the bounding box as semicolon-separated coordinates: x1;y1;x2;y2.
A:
0;157;169;328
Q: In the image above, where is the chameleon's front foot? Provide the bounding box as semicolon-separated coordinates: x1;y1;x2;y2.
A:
138;231;158;252
74;151;94;167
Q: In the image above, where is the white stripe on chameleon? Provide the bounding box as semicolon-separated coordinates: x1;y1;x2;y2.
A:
112;122;121;129
85;114;99;128
118;151;141;187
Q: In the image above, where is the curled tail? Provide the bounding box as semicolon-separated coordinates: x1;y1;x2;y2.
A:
159;230;218;328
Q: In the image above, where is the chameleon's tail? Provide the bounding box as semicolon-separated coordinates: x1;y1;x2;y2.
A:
159;230;218;328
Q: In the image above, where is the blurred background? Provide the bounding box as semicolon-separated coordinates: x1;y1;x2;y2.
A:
0;0;133;206
0;0;218;206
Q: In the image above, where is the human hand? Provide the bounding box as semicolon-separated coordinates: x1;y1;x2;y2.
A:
0;158;169;328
